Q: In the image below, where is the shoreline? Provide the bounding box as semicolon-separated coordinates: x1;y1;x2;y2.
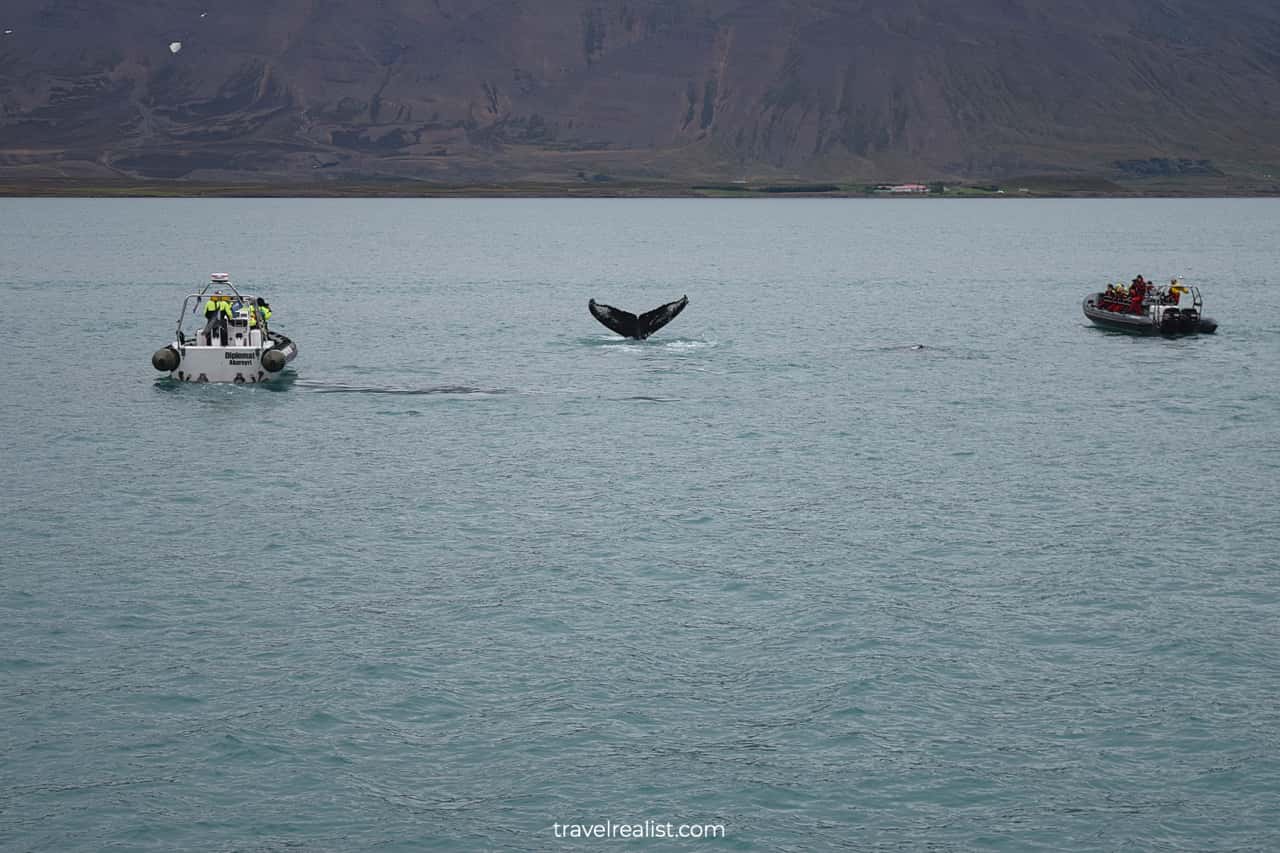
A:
2;179;1278;199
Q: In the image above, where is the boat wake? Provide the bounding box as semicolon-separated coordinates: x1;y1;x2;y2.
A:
614;395;681;403
294;380;509;396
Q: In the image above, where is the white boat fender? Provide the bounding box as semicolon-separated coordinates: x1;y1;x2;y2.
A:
152;346;180;371
262;349;287;372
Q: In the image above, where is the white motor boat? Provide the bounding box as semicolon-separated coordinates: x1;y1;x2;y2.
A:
152;273;298;383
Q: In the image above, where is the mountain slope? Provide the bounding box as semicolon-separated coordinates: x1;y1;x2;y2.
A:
3;0;1280;183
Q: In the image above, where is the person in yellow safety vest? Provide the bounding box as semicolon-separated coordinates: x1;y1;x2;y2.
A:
248;294;273;330
254;298;272;331
203;291;233;344
203;291;232;318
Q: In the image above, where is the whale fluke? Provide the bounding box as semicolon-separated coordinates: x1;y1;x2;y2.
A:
588;296;689;340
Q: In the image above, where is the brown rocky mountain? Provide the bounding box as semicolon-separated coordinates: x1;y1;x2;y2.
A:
3;0;1280;185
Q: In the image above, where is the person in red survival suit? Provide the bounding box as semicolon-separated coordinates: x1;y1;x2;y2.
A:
1129;278;1147;314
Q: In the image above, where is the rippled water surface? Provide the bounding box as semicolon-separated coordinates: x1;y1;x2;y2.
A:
2;199;1279;850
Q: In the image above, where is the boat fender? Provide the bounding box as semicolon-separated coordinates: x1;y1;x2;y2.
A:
261;349;287;373
152;346;180;372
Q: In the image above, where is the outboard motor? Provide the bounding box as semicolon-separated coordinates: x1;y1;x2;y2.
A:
152;346;180;371
1159;309;1181;334
1181;309;1199;333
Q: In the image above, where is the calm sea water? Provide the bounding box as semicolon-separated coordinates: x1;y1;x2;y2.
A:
2;199;1278;851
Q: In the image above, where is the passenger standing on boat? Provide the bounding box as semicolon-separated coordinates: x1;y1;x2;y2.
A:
245;298;271;332
203;291;232;345
1129;281;1144;315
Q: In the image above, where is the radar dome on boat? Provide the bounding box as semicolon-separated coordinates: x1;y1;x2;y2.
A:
210;272;230;283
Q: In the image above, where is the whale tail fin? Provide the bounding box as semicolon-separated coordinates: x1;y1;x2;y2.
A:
637;296;689;339
588;299;639;338
589;296;688;339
